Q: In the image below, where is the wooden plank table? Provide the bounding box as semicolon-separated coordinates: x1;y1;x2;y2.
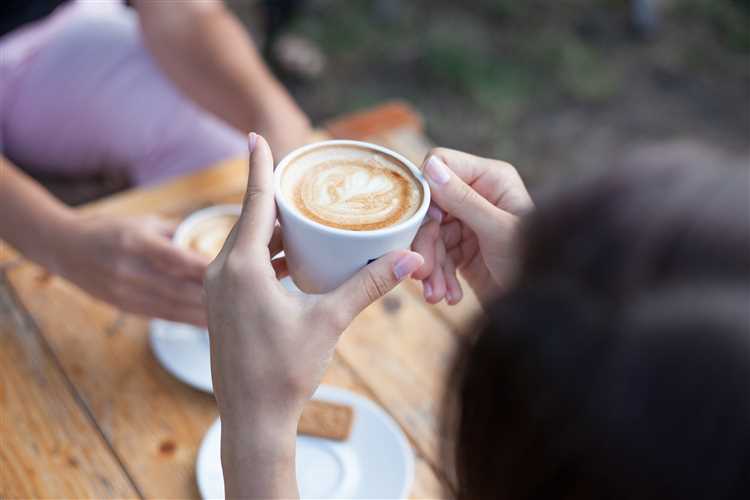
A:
0;102;481;499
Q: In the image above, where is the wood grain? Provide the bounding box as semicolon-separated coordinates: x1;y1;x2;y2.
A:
337;284;459;468
328;110;432;169
325;101;423;141
7;262;447;498
5;263;216;499
0;276;137;499
403;278;483;335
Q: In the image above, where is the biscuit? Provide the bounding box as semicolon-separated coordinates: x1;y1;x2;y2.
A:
298;400;354;441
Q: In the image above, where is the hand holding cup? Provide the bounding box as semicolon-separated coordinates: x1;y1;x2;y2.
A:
411;148;534;307
204;133;423;497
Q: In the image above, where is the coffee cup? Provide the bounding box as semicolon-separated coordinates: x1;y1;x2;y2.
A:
174;204;241;262
274;140;430;294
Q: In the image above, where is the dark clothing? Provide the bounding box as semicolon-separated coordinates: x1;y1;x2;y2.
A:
1;0;69;37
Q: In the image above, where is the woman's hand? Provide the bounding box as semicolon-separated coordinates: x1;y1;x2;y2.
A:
53;215;210;326
412;148;533;307
204;133;423;499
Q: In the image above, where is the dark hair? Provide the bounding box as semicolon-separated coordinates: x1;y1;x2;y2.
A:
444;163;750;500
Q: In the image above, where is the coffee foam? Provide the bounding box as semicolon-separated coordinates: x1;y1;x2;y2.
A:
183;214;237;259
281;145;422;231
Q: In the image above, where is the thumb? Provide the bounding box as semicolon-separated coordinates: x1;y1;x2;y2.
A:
323;250;424;327
232;133;276;253
423;155;513;238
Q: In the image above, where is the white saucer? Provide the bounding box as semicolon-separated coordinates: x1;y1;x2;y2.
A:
196;385;414;499
149;276;301;394
150;318;213;392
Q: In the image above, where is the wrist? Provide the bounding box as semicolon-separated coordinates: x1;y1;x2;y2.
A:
42;210;85;276
220;401;302;439
220;412;299;496
221;415;298;459
28;205;79;274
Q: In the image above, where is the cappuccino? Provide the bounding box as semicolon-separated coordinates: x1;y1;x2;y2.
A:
280;144;422;231
175;206;240;261
183;215;237;259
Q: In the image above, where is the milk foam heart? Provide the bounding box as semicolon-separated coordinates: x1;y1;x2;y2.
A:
281;145;422;231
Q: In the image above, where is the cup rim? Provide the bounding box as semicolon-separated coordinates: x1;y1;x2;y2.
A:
173;204;242;246
273;139;430;238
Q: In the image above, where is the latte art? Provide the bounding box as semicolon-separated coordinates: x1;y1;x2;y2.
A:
282;145;422;231
184;214;237;260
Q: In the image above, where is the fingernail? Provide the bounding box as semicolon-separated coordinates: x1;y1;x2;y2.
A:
393;253;422;281
427;205;444;223
425;156;450;185
248;132;258;154
423;282;433;299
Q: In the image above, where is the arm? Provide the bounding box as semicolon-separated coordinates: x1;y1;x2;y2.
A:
0;155;75;272
132;0;311;157
204;134;423;497
0;156;209;325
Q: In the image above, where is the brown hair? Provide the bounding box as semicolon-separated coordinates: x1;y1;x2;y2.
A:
444;163;750;499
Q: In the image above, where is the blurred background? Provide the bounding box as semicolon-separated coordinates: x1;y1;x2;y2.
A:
231;0;749;185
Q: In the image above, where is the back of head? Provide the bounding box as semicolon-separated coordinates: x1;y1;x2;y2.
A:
445;163;750;500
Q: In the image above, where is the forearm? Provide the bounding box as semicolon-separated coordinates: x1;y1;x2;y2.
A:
0;156;74;271
135;1;309;135
221;415;299;499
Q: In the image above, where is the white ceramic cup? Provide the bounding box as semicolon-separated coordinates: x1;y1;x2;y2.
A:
173;204;242;257
274;140;430;294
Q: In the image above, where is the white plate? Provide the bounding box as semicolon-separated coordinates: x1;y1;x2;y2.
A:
196;385;414;499
150;276;301;394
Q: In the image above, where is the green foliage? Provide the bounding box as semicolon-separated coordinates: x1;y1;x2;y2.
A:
558;40;622;102
288;0;374;56
423;37;538;118
423;29;620;106
281;0;746;159
473;0;527;19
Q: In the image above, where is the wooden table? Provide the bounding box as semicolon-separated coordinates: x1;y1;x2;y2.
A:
0;102;482;499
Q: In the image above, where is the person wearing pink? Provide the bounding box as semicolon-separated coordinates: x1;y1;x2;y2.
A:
0;0;312;325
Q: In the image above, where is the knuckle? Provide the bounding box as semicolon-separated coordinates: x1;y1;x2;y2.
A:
362;268;390;303
322;305;350;333
223;254;247;277
244;186;269;204
282;370;311;399
221;254;266;290
416;220;440;242
429;147;451;160
457;182;476;206
495;160;519;178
